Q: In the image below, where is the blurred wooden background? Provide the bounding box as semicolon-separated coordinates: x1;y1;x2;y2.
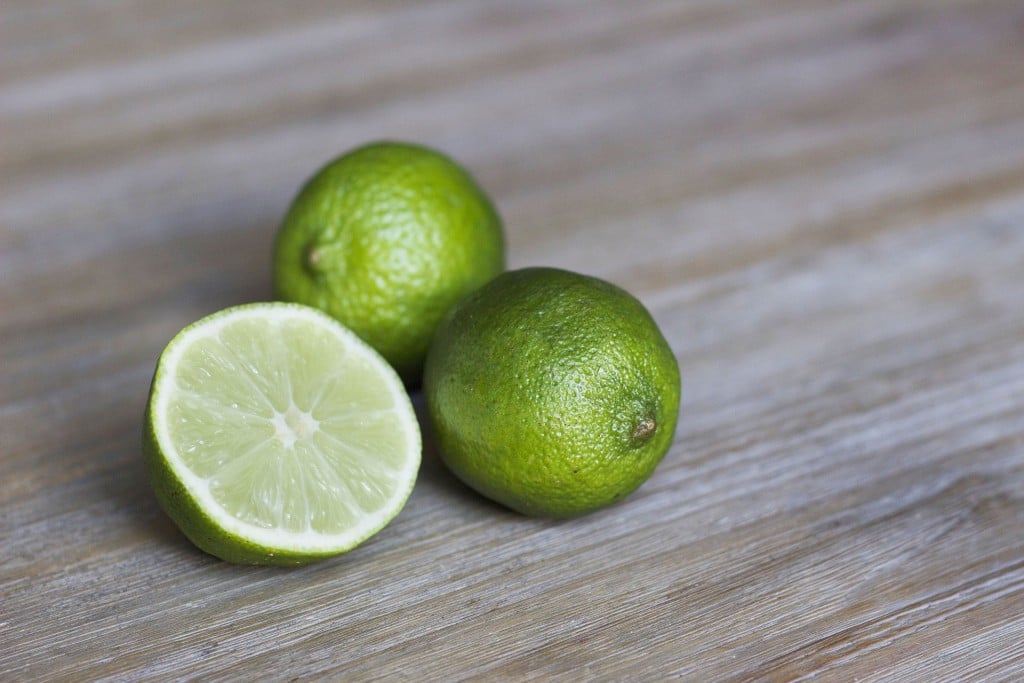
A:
3;1;1024;679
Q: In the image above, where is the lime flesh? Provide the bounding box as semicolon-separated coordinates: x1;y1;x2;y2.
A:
144;303;421;565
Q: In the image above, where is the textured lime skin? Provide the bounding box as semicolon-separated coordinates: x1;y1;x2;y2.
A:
273;141;505;384
424;267;681;517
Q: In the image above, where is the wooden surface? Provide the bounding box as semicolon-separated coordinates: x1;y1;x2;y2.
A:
3;1;1024;679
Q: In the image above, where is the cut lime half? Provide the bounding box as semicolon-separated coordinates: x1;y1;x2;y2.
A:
144;303;421;565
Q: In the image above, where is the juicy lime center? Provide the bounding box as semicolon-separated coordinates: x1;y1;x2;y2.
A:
273;406;319;449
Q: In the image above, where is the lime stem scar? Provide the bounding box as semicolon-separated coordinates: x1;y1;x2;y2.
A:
632;417;656;440
304;244;324;274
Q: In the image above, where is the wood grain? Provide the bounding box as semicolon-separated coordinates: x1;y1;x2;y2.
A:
3;0;1024;679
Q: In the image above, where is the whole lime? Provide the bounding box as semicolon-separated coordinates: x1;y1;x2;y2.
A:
273;141;505;384
424;267;681;517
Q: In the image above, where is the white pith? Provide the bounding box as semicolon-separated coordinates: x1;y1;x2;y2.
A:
151;304;420;553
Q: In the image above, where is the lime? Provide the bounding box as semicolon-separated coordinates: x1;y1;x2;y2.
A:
424;267;681;517
143;303;421;565
273;141;505;384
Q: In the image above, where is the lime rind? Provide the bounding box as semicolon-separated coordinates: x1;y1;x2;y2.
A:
272;141;505;384
144;302;421;565
424;267;680;518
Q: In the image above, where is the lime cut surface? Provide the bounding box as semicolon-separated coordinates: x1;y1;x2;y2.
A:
144;303;421;565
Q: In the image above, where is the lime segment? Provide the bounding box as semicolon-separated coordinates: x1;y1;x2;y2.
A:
144;302;421;565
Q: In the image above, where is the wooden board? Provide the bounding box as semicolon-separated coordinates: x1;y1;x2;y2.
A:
3;0;1024;679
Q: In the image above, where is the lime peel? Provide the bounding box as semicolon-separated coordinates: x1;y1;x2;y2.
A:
424;267;681;518
273;141;505;384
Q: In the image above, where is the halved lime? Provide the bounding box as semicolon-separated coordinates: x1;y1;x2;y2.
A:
143;303;421;565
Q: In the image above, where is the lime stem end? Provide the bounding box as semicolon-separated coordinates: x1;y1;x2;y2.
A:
632;416;656;441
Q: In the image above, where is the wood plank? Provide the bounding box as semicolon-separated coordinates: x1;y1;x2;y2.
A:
2;0;1023;679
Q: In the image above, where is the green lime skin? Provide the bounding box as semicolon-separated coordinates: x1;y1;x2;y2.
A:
273;141;505;384
423;267;681;517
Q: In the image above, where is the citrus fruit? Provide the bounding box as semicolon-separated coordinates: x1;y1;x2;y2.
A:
423;267;681;517
273;141;505;384
143;302;421;565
